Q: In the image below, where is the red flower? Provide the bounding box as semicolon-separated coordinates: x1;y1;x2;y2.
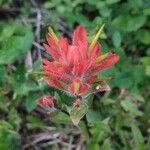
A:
42;25;119;96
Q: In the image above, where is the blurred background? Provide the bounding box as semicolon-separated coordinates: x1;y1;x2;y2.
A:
0;0;150;149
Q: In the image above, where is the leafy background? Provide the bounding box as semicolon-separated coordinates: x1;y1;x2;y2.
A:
0;0;150;149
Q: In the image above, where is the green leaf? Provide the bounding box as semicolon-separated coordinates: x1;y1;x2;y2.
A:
141;57;150;76
132;65;145;85
26;116;51;129
14;81;39;96
0;65;6;85
131;93;145;103
100;7;111;17
70;102;88;125
106;0;120;4
128;0;143;9
131;124;145;150
0;23;16;40
88;142;99;150
143;8;150;15
121;98;143;116
26;93;40;112
86;110;101;124
115;71;134;89
113;47;126;62
100;138;112;150
137;29;150;45
141;57;150;65
89;122;110;143
0;23;33;64
78;121;89;140
112;31;122;47
0;121;20;150
112;15;146;32
8;108;21;130
52;111;71;124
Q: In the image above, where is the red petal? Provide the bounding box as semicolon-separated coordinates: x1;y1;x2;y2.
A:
43;60;72;83
67;46;80;66
86;76;96;84
90;43;102;59
73;63;85;76
79;84;88;95
43;43;60;60
78;41;88;59
58;38;69;64
42;59;59;73
73;60;92;76
72;26;88;46
94;52;119;72
59;38;69;57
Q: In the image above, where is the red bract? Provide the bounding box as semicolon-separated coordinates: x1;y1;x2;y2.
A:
42;26;119;96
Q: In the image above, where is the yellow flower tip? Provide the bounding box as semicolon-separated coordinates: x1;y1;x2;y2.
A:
48;26;59;43
74;82;80;94
95;53;108;63
88;24;105;53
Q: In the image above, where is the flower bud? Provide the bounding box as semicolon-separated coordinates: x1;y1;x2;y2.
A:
36;96;54;107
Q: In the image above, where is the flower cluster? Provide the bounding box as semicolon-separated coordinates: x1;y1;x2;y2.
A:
42;25;119;97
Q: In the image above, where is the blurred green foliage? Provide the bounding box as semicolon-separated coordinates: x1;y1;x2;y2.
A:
0;0;150;149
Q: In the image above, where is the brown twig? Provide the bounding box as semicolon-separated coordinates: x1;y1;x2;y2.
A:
25;51;33;71
118;88;128;101
23;132;62;149
33;41;45;51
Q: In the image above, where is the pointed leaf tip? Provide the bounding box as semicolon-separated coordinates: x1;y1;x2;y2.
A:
48;26;58;43
70;102;88;126
89;24;105;52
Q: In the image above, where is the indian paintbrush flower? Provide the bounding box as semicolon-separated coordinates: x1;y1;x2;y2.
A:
42;25;119;96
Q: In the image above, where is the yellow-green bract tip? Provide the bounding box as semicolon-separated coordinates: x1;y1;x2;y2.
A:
74;82;80;94
95;53;108;63
88;24;105;52
48;26;58;43
29;71;49;75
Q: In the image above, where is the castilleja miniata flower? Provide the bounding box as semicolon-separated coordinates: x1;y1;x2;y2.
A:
41;25;119;96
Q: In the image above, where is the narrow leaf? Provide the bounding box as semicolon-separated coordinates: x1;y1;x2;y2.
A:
131;124;145;150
